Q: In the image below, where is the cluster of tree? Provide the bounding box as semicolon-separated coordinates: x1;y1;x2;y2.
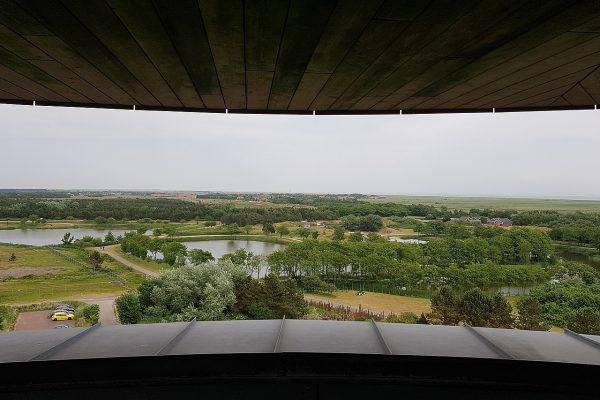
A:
340;214;383;232
530;281;600;334
423;228;554;267
511;210;600;227
424;262;600;334
267;240;548;291
120;233;187;266
115;261;307;323
0;198;334;224
429;288;514;328
549;226;600;248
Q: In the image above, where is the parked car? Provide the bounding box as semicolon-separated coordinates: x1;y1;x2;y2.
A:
51;311;74;321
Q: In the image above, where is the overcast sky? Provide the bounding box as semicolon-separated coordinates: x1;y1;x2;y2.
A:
1;103;599;198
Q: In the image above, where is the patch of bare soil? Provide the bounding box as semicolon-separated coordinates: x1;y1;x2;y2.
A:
0;267;60;279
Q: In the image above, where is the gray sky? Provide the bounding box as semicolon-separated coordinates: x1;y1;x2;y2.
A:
1;103;600;198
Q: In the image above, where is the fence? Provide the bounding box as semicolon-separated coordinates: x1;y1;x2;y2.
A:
305;299;386;321
47;246;127;286
322;278;434;298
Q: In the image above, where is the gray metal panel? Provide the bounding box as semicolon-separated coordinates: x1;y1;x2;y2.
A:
0;328;85;363
278;320;385;354
167;320;281;355
45;322;188;360
377;323;500;359
582;334;600;345
476;327;600;365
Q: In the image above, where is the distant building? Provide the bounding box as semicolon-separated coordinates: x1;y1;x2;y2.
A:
487;218;513;227
459;216;482;224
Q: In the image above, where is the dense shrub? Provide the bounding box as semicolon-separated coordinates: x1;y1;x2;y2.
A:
82;304;100;325
115;293;142;324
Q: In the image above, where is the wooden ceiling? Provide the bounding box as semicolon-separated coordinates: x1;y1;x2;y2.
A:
1;0;600;114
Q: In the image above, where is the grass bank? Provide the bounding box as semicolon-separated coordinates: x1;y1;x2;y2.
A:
0;244;144;304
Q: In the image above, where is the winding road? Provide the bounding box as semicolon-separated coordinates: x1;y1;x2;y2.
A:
96;245;158;277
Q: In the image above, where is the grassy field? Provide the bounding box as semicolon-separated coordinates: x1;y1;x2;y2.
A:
368;195;600;212
0;244;145;304
306;290;431;315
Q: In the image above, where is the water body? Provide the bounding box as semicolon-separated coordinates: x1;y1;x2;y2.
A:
0;228;136;246
555;246;600;270
155;240;285;260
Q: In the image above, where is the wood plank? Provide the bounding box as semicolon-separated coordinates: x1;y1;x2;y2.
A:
25;35;134;104
244;0;288;109
456;34;600;107
331;0;488;110
0;64;66;101
309;20;408;110
372;58;471;110
29;60;114;103
562;83;596;106
197;0;246;109
431;34;599;108
490;73;583;108
0;77;40;99
375;0;430;21
413;0;600;108
0;23;51;61
509;83;576;108
268;0;336;110
580;66;600;103
15;0;160;106
358;0;527;110
466;54;600;108
549;96;572;107
106;0;204;108
0;0;51;35
63;0;181;107
488;67;595;108
246;70;273;111
305;0;383;74
288;72;330;110
0;45;89;102
0;87;21;100
151;0;224;109
245;0;288;71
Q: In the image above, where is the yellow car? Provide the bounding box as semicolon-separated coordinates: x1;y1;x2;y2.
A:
51;311;74;321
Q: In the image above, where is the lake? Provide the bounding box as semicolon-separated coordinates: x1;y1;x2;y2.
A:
158;240;286;260
555;245;600;270
0;228;137;246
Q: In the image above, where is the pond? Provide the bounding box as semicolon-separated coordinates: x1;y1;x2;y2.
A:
555;245;600;270
154;240;285;260
0;228;138;246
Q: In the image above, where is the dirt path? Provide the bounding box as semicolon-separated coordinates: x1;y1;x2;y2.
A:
81;297;118;326
96;245;158;277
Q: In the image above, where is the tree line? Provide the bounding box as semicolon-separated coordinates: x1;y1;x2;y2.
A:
115;260;307;323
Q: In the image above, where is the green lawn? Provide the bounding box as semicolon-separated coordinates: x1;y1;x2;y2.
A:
0;244;144;304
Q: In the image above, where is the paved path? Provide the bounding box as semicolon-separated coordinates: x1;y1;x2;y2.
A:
96;245;158;277
81;297;118;326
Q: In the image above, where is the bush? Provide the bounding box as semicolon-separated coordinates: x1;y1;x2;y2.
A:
82;304;100;325
385;312;419;324
566;307;600;335
0;306;9;330
298;275;335;293
116;293;142;324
